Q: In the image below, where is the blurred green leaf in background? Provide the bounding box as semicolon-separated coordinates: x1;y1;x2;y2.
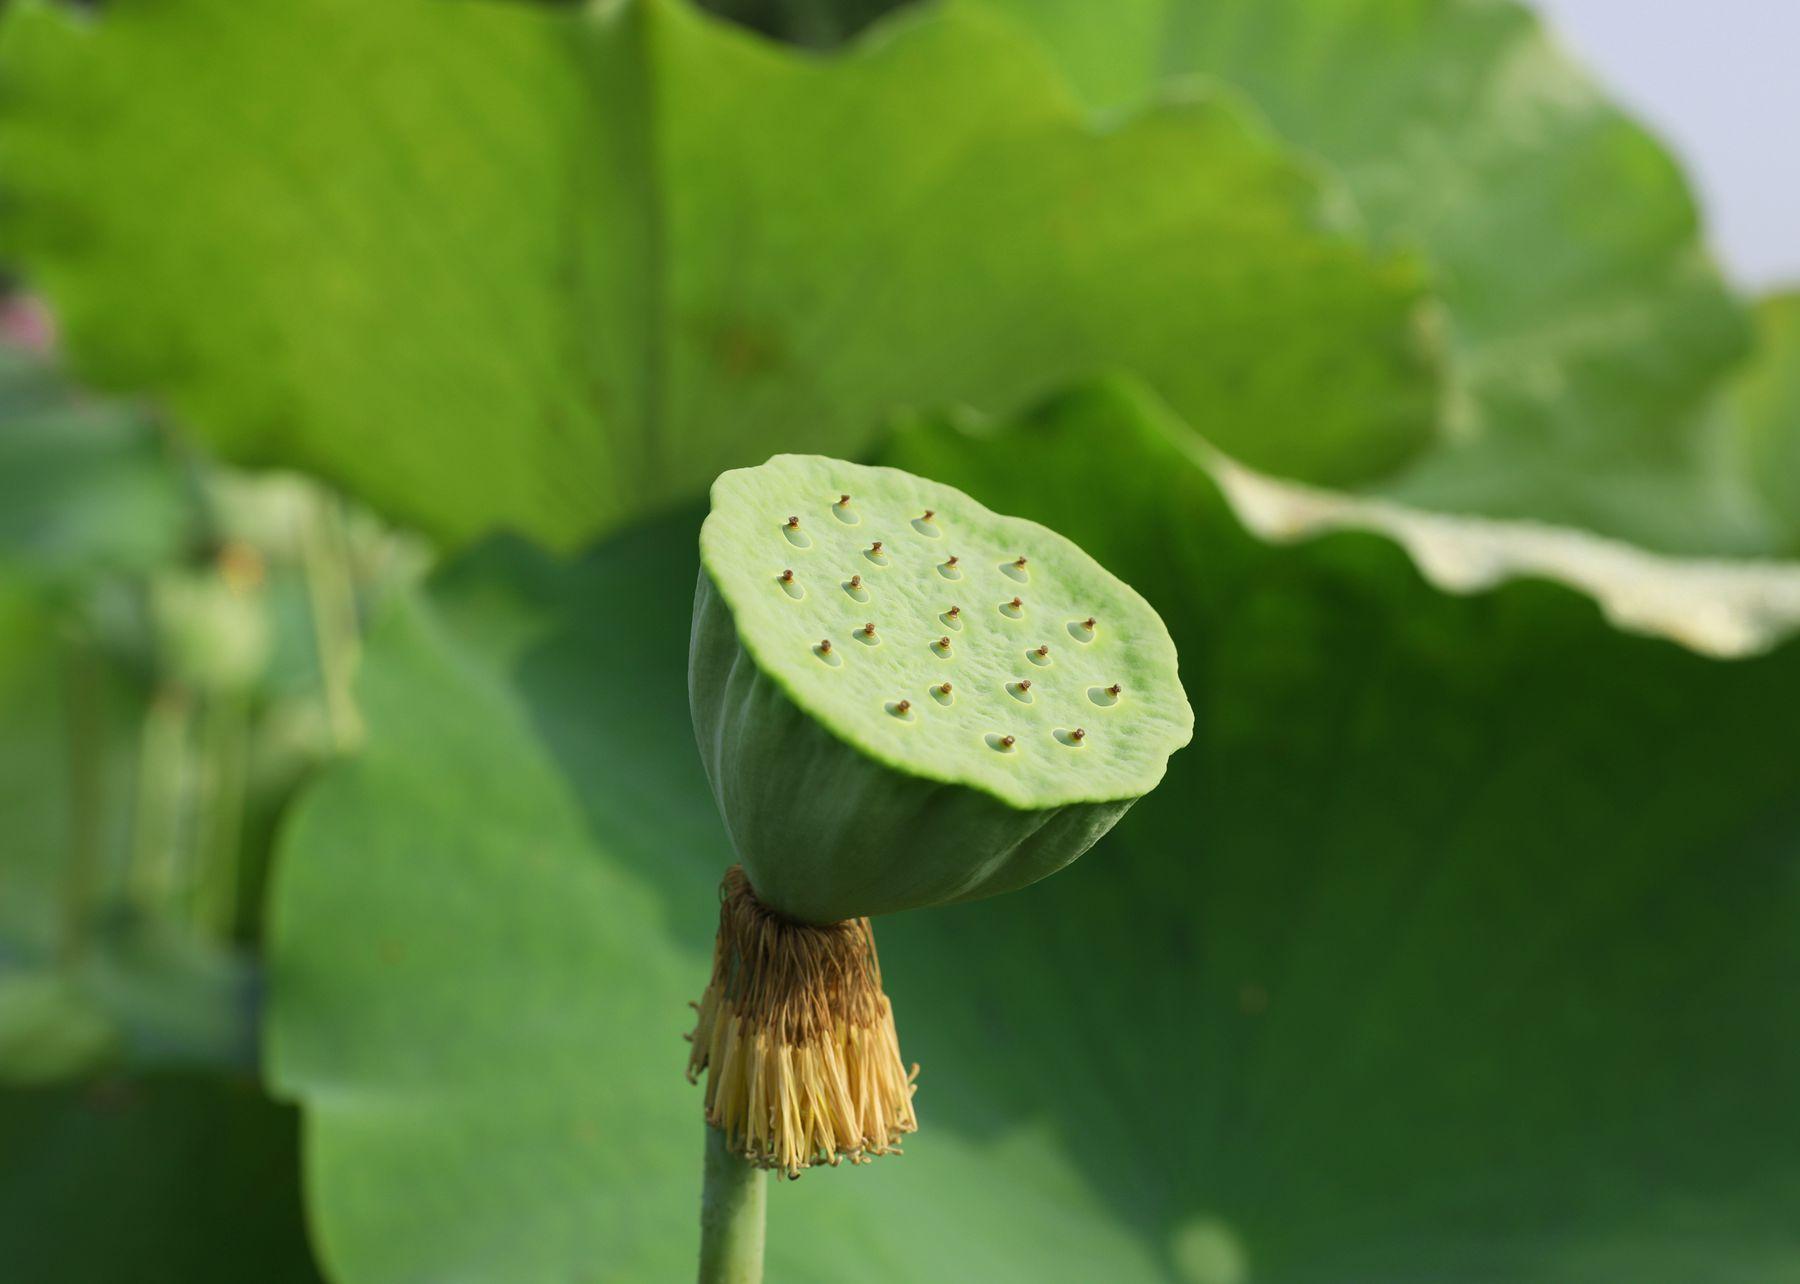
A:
267;384;1800;1281
0;0;1435;548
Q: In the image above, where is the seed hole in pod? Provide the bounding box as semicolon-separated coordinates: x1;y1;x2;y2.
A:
932;636;953;659
985;733;1017;753
886;699;914;720
814;640;842;667
1088;683;1121;706
856;622;881;646
1026;644;1052;667
843;574;870;603
782;516;811;549
832;494;860;525
1000;556;1030;585
938;554;961;580
912;510;941;538
863;540;889;566
999;596;1023;620
931;682;954;707
775;569;804;600
1007;679;1034;704
1068;616;1096;642
940;605;963;631
1054;727;1087;748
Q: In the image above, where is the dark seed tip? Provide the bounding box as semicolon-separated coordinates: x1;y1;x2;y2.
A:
1108;683;1121;695
863;622;876;635
1001;735;1015;748
1082;617;1095;629
1072;727;1086;741
897;699;910;713
838;494;851;505
1036;645;1049;656
922;509;935;521
787;515;800;527
780;569;794;581
820;639;832;653
1019;679;1031;691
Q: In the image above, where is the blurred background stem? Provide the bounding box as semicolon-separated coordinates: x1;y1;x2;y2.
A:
56;633;101;967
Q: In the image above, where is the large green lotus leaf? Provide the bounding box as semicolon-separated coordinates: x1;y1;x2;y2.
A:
0;1074;320;1282
968;0;1772;556
271;390;1799;1280
0;0;1434;550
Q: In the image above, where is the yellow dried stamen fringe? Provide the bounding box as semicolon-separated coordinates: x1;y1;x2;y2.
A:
686;866;918;1178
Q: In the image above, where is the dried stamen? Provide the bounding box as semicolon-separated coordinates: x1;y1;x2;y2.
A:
686;867;918;1177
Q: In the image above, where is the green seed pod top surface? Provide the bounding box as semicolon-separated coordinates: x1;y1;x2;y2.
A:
699;455;1191;811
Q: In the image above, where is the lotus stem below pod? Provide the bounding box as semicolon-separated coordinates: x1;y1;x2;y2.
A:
685;454;1191;1280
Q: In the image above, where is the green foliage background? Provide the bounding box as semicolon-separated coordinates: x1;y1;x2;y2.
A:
0;0;1796;1281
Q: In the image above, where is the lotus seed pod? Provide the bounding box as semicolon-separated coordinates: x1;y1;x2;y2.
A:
686;455;1191;1179
688;454;1192;924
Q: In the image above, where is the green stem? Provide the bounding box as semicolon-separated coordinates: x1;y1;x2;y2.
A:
697;1125;765;1284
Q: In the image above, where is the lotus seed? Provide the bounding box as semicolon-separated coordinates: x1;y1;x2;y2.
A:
1018;679;1031;691
870;541;882;554
863;623;876;636
838;494;851;506
897;699;910;713
1072;728;1086;741
948;605;960;618
1083;617;1095;630
1036;645;1049;657
850;575;862;589
938;636;950;648
939;683;952;694
820;639;832;653
781;569;794;582
788;516;799;528
1011;597;1022;609
1015;556;1028;568
922;510;934;521
1001;735;1015;748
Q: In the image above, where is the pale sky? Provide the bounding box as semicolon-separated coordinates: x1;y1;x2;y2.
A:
1532;0;1800;292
